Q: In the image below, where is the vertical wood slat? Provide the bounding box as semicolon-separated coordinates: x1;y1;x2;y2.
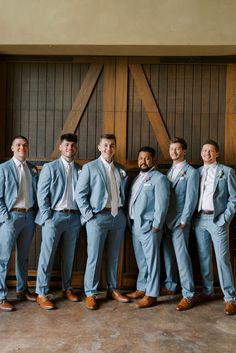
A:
225;64;236;167
51;63;103;159
115;57;128;164
129;64;170;159
103;58;116;133
0;61;7;158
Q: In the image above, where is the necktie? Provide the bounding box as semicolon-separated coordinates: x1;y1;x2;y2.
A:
19;163;30;209
66;163;73;209
110;166;118;217
198;167;209;212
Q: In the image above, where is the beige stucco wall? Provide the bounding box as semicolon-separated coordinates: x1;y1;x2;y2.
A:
1;0;236;55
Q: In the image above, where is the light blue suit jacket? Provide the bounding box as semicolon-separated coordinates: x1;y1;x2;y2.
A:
0;159;38;223
35;159;81;225
197;163;236;226
166;163;199;229
75;158;128;225
129;169;170;233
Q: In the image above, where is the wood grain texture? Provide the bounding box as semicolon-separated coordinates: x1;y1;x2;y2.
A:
129;64;170;159
51;63;103;159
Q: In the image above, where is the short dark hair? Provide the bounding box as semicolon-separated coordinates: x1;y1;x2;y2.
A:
202;139;219;152
11;135;28;144
60;133;77;143
99;134;116;144
169;137;187;150
138;146;155;158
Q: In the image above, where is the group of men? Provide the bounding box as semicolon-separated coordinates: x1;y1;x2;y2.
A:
0;133;235;316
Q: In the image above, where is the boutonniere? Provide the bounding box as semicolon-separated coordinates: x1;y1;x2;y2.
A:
217;169;224;178
144;175;151;182
179;170;186;177
78;169;82;174
31;167;38;176
120;169;127;178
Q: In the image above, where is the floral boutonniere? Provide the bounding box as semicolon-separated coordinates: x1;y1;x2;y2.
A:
144;175;151;182
217;169;224;179
31;167;38;176
179;170;186;177
120;169;127;179
78;169;82;175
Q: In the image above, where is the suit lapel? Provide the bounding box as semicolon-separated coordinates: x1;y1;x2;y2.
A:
172;164;189;188
213;163;222;194
9;159;19;186
96;158;107;185
58;159;66;184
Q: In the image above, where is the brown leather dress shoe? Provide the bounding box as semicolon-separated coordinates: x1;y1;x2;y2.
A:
136;296;157;308
107;290;130;303
16;289;37;302
0;299;14;312
160;287;177;296
85;296;98;310
176;297;193;311
37;295;55;310
126;290;145;299
224;301;236;315
62;289;80;302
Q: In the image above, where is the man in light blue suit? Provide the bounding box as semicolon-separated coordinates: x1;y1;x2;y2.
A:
127;146;170;308
0;136;38;312
162;137;199;311
75;134;130;310
35;133;81;310
194;139;236;315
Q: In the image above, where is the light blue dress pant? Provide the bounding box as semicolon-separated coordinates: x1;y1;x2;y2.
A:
163;225;194;299
84;209;126;296
194;214;236;302
36;211;81;295
131;225;162;297
0;210;35;299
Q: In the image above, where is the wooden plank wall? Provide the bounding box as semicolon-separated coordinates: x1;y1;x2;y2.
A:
2;56;235;289
127;64;226;162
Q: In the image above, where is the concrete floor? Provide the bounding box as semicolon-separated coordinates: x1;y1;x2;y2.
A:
1;289;236;353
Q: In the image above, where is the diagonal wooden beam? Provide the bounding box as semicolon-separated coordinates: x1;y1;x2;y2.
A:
129;64;170;159
51;63;103;159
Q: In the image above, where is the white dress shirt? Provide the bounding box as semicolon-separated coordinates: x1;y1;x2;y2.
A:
201;162;217;211
54;157;77;210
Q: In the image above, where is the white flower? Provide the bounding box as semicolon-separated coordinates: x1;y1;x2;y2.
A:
217;169;224;178
120;169;127;178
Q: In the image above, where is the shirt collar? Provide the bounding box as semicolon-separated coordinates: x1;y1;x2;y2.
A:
60;156;74;168
203;162;217;170
100;156;114;170
172;160;187;170
12;156;26;167
139;166;155;177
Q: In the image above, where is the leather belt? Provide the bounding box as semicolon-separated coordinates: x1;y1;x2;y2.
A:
100;207;123;213
56;209;80;215
199;210;214;215
11;207;34;213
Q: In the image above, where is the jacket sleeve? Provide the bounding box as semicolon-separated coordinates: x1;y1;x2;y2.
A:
37;164;52;222
181;168;200;225
75;164;94;222
153;175;170;230
0;167;8;222
224;167;236;224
